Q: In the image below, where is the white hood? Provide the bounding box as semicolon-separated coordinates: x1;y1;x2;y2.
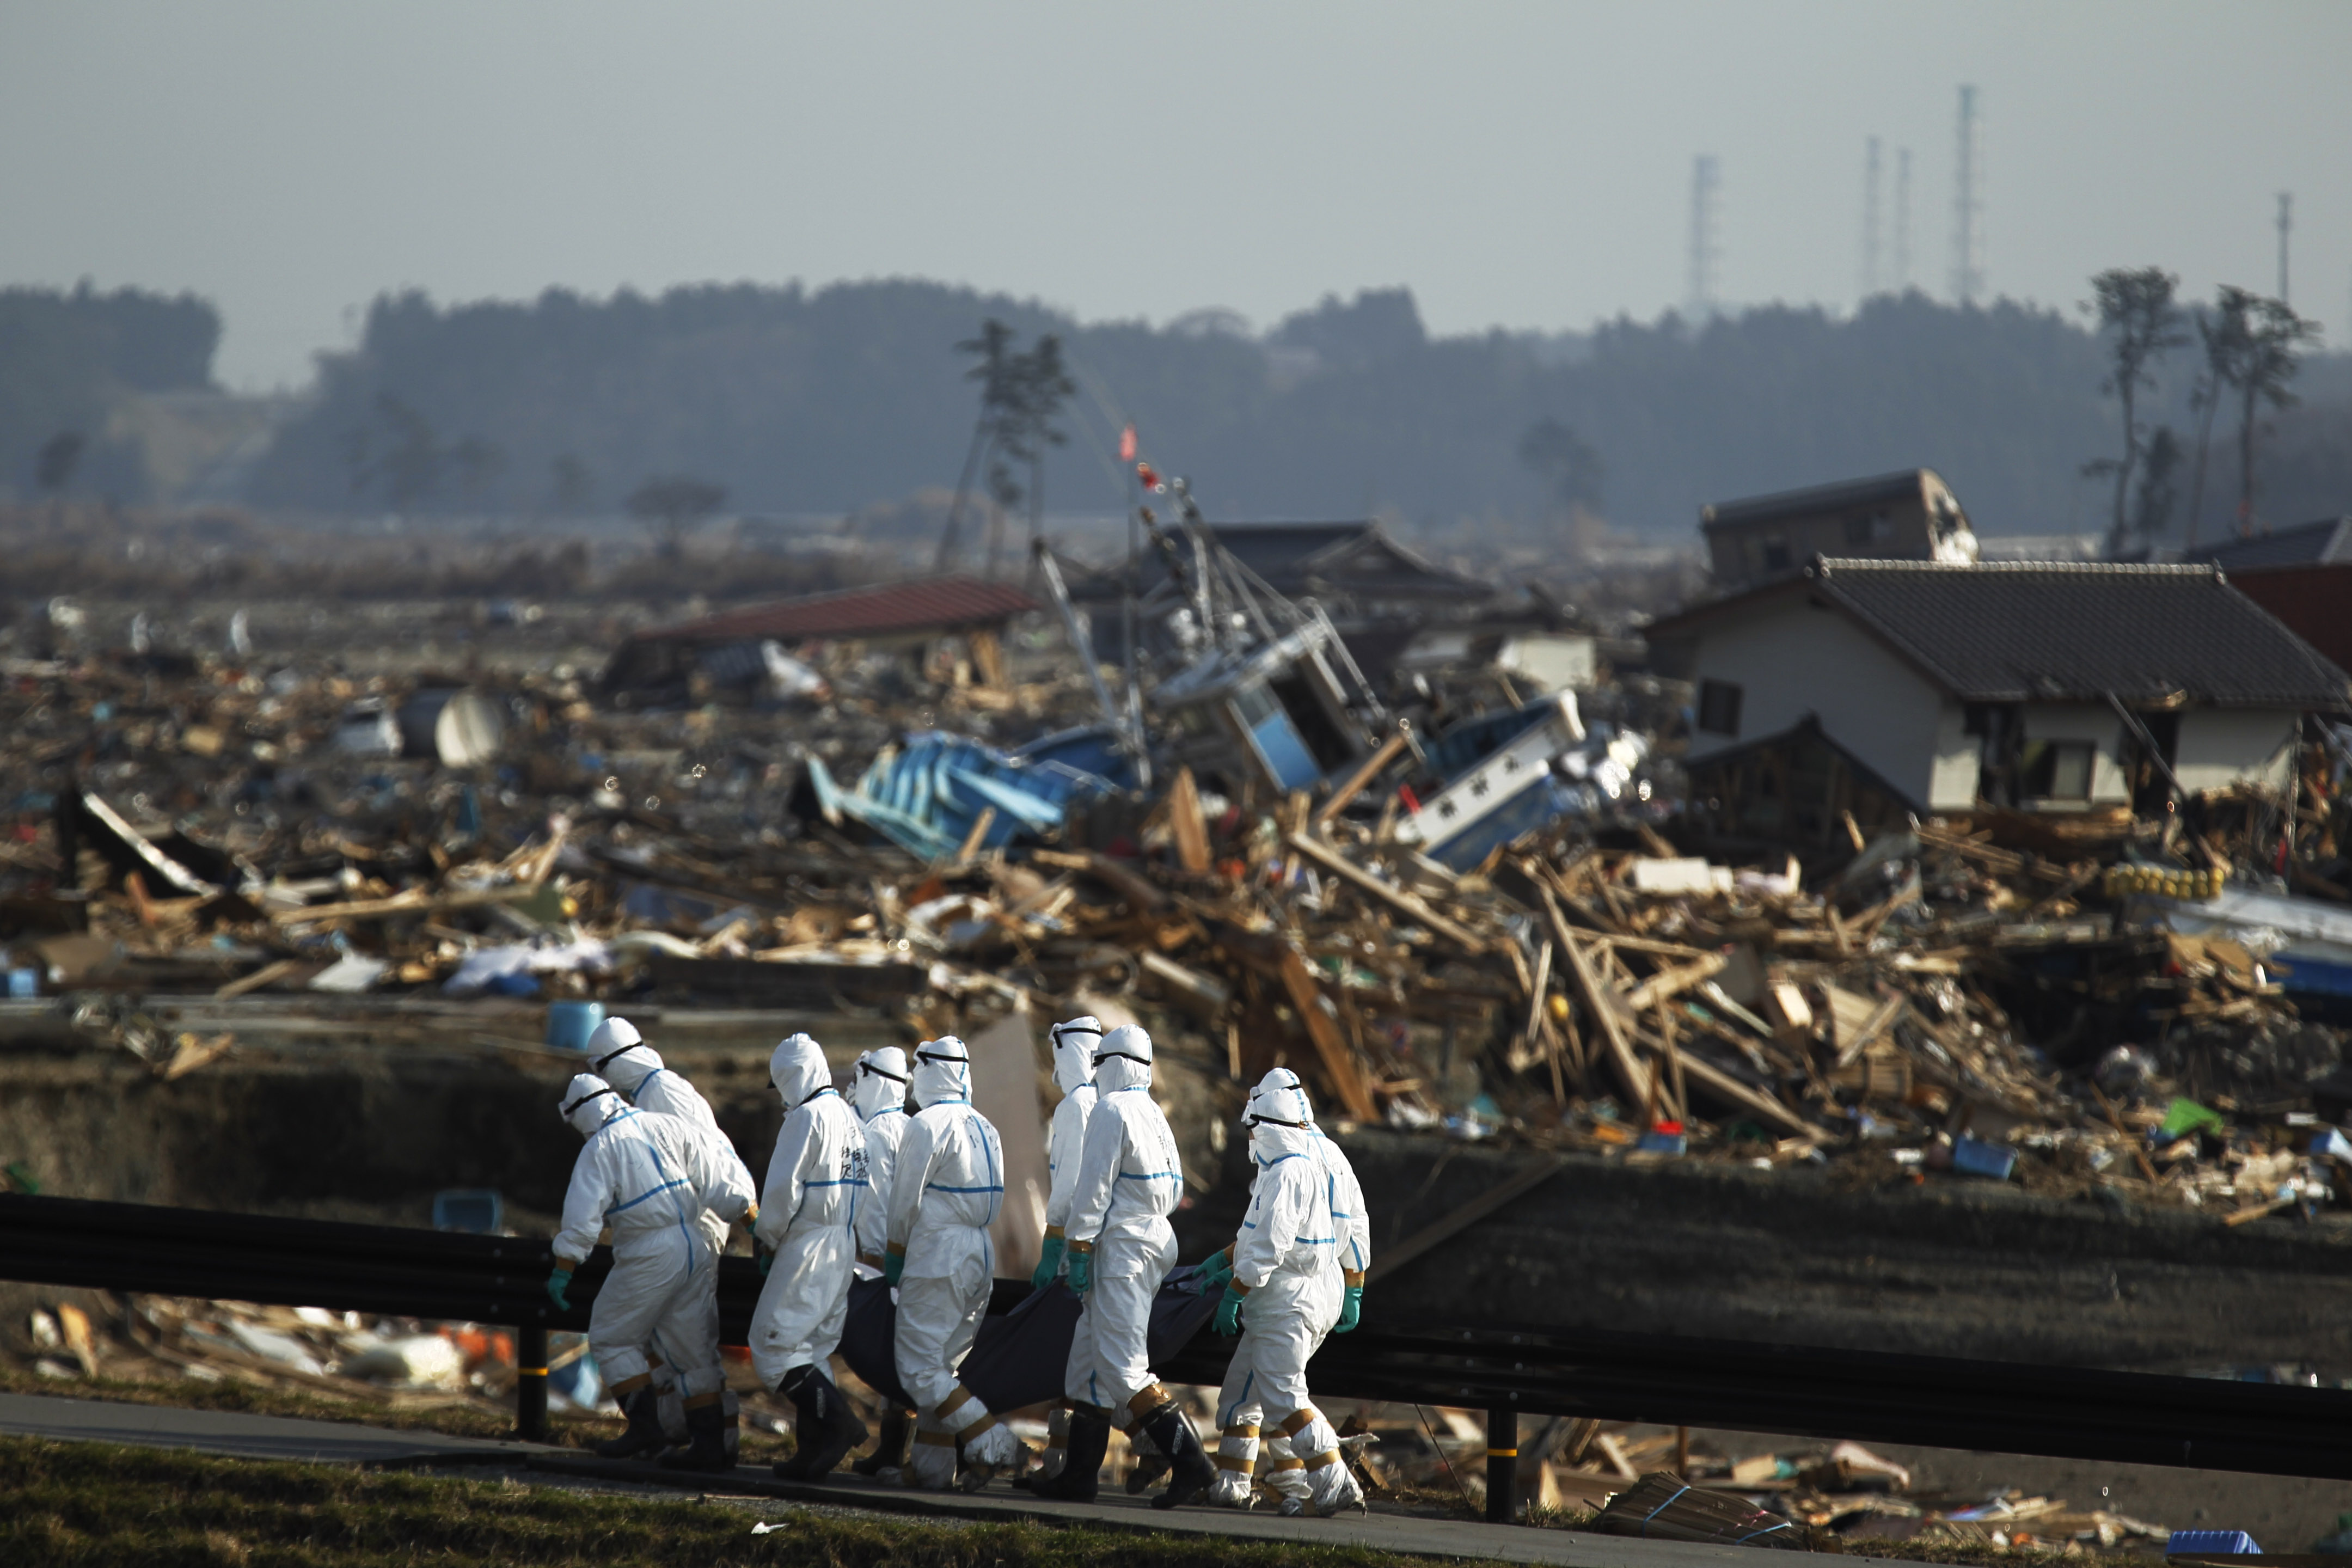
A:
589;1017;661;1098
1093;1023;1154;1096
559;1073;623;1139
1049;1015;1103;1097
911;1036;971;1108
853;1046;910;1120
1246;1066;1317;1162
769;1032;832;1110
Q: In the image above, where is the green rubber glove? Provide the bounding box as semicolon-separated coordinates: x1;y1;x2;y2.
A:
884;1250;905;1287
1214;1282;1246;1337
544;1266;572;1311
756;1246;773;1278
1334;1284;1363;1333
1031;1234;1067;1291
1068;1248;1092;1295
1195;1248;1233;1295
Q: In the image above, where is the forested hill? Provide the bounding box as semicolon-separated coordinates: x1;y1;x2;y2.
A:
11;275;2345;540
247;281;2148;540
0;284;220;500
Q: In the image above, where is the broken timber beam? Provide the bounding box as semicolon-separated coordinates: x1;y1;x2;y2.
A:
1286;831;1481;952
1544;890;1657;1112
1311;731;1410;831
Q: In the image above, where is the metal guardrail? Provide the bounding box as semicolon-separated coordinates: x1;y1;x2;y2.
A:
9;1192;2352;1521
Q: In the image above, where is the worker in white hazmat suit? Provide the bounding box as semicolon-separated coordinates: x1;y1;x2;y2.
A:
884;1036;1021;1491
1032;1024;1216;1509
591;1016;758;1275
548;1073;754;1471
847;1045;915;1478
1199;1069;1366;1516
1020;1016;1103;1488
748;1032;870;1479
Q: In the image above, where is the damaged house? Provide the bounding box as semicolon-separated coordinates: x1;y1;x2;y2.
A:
1646;559;2351;848
1702;468;1979;590
599;576;1037;706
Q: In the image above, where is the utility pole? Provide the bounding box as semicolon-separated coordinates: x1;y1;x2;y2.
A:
1893;148;1913;292
2276;192;2293;304
1687;155;1721;321
1950;85;1984;306
1860;136;1883;301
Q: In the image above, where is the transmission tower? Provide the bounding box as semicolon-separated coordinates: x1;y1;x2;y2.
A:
2277;192;2293;304
1860;136;1883;301
1687;155;1721;321
1950;85;1984;305
1893;147;1913;291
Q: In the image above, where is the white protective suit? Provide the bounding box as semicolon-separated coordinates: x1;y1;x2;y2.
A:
747;1033;867;1389
1061;1024;1185;1420
1208;1070;1363;1516
1041;1016;1101;1273
852;1046;911;1269
592;1018;758;1266
554;1073;755;1397
886;1036;1019;1489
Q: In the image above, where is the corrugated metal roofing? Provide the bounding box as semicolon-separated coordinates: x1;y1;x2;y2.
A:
629;576;1037;646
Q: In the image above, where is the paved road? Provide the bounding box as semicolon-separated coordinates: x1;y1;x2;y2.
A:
0;1393;1895;1567
0;1392;542;1467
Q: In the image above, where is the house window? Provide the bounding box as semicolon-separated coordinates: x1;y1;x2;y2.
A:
1760;536;1792;572
1698;679;1743;737
2020;739;2095;801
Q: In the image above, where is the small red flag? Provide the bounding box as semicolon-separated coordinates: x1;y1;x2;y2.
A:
1118;424;1137;462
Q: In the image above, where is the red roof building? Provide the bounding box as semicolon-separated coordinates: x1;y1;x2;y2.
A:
600;575;1037;698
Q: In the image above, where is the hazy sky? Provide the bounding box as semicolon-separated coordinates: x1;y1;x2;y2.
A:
4;1;2347;390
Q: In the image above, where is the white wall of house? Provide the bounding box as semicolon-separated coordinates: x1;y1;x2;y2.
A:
1927;703;1981;812
2176;708;2298;793
1684;599;1949;806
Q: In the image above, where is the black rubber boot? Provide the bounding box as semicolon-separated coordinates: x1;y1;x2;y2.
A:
1142;1401;1217;1511
658;1401;733;1473
1124;1422;1171;1494
773;1365;866;1481
851;1406;911;1477
1027;1406;1110;1502
594;1386;667;1460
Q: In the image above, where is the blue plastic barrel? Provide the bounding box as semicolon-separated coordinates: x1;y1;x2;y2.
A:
545;1000;605;1052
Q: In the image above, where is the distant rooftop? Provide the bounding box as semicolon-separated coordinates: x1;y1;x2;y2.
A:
2193;517;2352;573
1650;558;2350;710
628;575;1037;646
1701;469;1948;531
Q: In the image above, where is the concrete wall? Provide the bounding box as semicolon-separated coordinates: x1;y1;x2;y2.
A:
1683;597;1949;805
2177;708;2298;794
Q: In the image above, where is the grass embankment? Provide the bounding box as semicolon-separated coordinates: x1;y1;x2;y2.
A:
0;1435;1485;1568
